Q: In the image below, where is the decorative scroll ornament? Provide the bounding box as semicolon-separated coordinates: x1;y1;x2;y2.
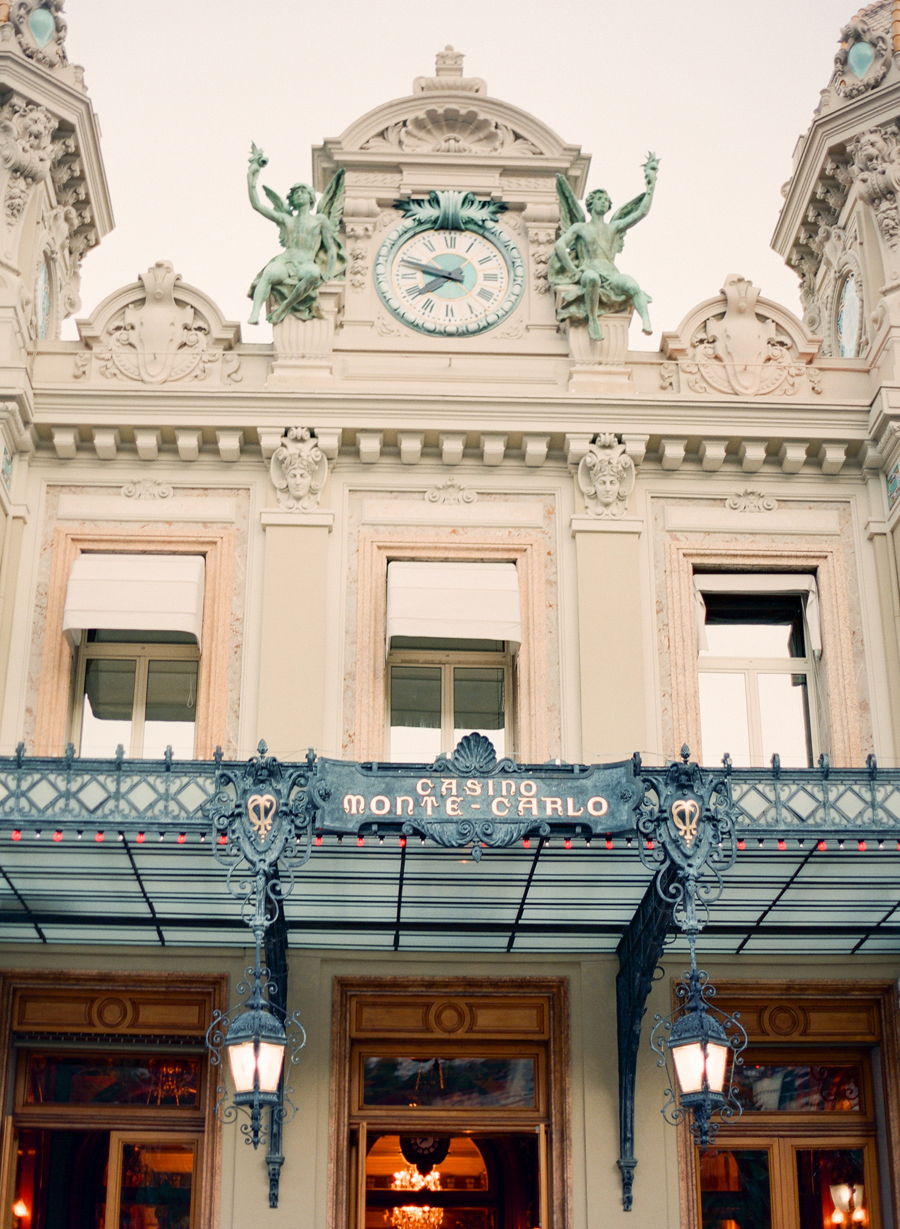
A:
634;746;738;933
362;107;540;155
269;428;327;512
577;433;635;519
10;1;67;69
848;124;900;249
425;478;477;505
725;489;778;512
121;480;173;500
394;190;506;229
833;19;890;98
95;262;219;384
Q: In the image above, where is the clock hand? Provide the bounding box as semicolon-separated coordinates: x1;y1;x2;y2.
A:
414;277;447;296
401;258;464;283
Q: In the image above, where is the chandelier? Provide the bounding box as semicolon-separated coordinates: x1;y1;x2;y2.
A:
386;1166;444;1229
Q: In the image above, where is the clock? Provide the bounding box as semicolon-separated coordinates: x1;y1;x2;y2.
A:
374;211;525;336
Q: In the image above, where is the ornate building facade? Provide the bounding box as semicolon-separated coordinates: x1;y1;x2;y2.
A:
0;5;897;1229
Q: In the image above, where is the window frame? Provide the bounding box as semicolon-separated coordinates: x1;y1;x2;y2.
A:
696;589;819;767
71;637;201;760
384;643;515;762
664;544;864;768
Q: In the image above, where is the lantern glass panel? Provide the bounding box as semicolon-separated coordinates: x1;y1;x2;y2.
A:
256;1041;286;1093
227;1041;258;1093
673;1040;706;1094
705;1041;730;1093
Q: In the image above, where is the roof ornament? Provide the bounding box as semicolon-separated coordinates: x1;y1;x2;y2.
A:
413;45;487;95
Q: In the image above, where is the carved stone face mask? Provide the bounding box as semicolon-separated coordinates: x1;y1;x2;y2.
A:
284;457;315;499
594;468;621;505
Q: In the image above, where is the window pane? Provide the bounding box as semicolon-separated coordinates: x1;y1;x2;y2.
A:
119;1142;194;1229
734;1063;861;1112
699;1149;771;1229
454;667;505;758
81;659;135;757
362;1056;536;1108
390;666;442;762
699;672;750;765
796;1148;866;1229
26;1053;200;1107
142;660;198;759
701;593;805;658
758;672;812;767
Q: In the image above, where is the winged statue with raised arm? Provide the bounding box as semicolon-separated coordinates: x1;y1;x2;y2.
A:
246;144;347;326
548;153;659;341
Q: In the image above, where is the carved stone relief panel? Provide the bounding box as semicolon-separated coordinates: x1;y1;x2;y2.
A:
662;276;822;397
76;263;242;385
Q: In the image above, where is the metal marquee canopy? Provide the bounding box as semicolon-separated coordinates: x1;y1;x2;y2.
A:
0;740;895;955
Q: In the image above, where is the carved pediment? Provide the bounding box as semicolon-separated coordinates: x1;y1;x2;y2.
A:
661;275;823;398
75;262;241;385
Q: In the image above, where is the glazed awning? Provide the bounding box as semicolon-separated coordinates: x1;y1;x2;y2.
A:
386;561;521;647
62;553;205;648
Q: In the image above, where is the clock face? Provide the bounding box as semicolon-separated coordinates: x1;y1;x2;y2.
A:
375;219;525;336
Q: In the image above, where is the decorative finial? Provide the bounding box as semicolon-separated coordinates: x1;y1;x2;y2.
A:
435;45;464;76
680;744;691;763
413;47;486;95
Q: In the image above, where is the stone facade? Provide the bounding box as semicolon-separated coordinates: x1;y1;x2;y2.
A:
0;14;900;1229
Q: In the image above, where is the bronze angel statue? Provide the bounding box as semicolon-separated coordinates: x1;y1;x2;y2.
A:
548;153;659;341
247;144;347;325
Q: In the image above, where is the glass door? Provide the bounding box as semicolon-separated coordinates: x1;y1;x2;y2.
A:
106;1133;198;1229
356;1124;546;1229
699;1138;881;1229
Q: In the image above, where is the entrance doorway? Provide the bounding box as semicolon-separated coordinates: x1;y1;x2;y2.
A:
365;1133;539;1229
332;980;569;1229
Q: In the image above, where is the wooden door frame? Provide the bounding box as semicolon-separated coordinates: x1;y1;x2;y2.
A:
329;977;571;1229
675;979;900;1228
0;969;227;1229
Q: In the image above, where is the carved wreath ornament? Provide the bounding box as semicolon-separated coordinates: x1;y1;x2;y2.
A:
577;434;635;518
269;428;328;512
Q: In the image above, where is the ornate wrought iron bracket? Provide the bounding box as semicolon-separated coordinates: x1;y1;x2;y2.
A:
615;866;675;1210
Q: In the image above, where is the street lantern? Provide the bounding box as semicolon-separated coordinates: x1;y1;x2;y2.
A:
225;997;288;1104
206;744;312;1205
637;748;747;1147
650;943;747;1146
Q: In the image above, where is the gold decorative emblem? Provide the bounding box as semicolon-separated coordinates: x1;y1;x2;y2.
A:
671;799;700;847
247;793;277;842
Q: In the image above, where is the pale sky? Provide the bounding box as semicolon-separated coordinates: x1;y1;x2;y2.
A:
64;0;855;348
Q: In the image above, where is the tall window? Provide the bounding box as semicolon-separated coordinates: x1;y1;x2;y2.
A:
388;637;512;761
384;561;521;763
76;630;199;759
62;553;205;760
695;576;818;768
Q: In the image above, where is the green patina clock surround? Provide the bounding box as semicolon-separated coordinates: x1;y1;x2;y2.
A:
374;191;526;336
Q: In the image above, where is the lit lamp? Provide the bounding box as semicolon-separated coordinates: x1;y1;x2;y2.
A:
830;1184;866;1225
12;1200;28;1224
650;954;746;1146
668;995;731;1104
225;1000;288;1111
